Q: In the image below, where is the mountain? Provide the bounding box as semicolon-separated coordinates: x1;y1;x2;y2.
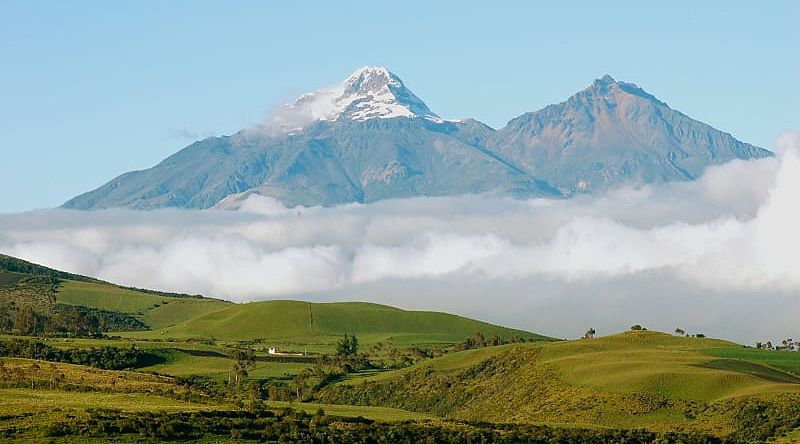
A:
490;75;771;194
63;68;771;210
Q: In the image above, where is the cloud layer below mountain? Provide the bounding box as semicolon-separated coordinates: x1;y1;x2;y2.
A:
2;132;798;343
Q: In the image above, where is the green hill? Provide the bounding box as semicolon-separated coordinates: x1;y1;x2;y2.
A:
0;253;230;331
0;254;97;283
320;330;800;438
163;300;550;345
0;254;549;346
56;280;231;330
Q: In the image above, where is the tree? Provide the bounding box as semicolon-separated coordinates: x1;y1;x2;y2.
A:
0;303;14;333
227;348;255;392
336;334;358;357
674;327;685;336
583;328;596;339
472;331;486;348
630;324;645;331
14;305;42;335
291;368;313;401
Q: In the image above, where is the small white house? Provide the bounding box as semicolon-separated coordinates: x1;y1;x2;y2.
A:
267;347;277;355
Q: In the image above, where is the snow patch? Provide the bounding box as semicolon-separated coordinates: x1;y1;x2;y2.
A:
270;66;442;131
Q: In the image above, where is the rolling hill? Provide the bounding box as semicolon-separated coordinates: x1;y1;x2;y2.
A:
55;280;231;330
2;253;800;441
0;253;548;345
320;330;800;439
162;299;550;345
0;253;231;332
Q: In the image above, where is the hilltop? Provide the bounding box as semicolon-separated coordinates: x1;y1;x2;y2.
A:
161;299;548;345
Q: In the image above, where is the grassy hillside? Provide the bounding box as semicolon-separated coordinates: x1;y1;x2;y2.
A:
163;300;549;345
56;280;230;330
0;358;431;442
2;254;547;347
0;253;231;331
0;254;96;283
321;330;800;438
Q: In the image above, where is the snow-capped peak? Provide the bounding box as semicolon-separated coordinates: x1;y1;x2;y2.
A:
343;66;400;95
275;66;441;130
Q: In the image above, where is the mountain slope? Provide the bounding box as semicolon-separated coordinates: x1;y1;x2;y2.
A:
63;67;558;210
162;300;550;343
491;75;771;194
63;68;771;210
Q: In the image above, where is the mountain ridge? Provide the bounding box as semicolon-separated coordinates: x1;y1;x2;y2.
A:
63;68;772;210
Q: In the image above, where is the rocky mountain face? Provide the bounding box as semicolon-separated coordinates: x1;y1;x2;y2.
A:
489;75;770;194
63;68;771;210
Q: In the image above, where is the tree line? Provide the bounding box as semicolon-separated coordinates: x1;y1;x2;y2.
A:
0;338;161;370
0;300;147;337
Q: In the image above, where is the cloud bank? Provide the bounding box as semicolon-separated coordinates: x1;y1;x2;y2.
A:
1;132;798;342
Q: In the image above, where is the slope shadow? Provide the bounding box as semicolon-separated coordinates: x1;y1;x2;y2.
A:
694;359;800;384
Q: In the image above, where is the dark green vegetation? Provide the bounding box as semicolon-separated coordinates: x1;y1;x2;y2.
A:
44;408;724;443
0;338;161;370
1;253;799;443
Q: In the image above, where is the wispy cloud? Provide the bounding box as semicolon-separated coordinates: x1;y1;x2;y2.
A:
1;131;798;342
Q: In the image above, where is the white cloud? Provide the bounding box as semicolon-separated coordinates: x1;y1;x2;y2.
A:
1;131;798;343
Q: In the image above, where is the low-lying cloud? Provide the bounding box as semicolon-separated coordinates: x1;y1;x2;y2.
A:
1;132;798;343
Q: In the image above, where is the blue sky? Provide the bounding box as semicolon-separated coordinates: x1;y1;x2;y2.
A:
1;1;797;213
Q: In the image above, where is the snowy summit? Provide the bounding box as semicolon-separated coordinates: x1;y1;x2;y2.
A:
275;66;442;130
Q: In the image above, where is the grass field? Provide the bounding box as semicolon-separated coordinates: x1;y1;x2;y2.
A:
0;388;219;443
57;280;231;330
776;428;800;443
0;353;432;443
322;330;800;435
0;389;212;414
0;388;431;443
536;331;800;402
701;346;800;376
0;357;178;392
162;300;549;345
137;348;311;380
341;331;800;402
